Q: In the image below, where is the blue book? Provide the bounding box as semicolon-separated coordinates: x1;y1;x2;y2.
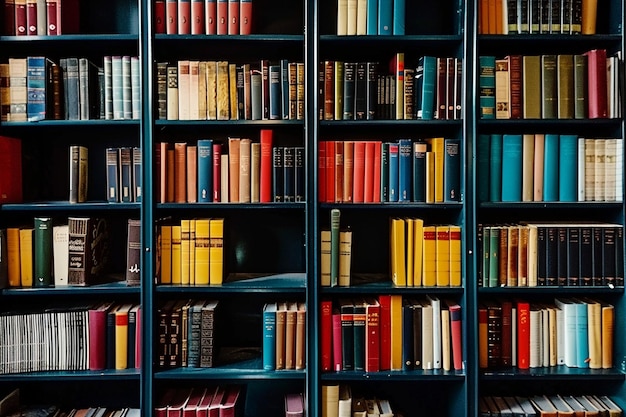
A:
381;142;389;201
120;147;133;203
477;134;490;203
262;302;277;370
559;134;578;202
197;139;213;202
269;65;281;120
27;56;46;121
420;56;437;120
543;134;560;201
280;59;289;120
343;62;356;120
479;56;496;119
574;299;589;368
295;147;305;202
489;134;503;202
412;142;427;202
366;0;378;34
401;301;414;371
398;139;412;201
444;138;461;202
377;0;392;35
106;148;119;203
392;0;405;35
501;134;523;201
388;142;399;202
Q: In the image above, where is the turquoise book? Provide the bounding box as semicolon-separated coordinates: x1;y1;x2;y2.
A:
574;299;589;368
381;142;389;202
501;134;523;201
398;139;412;202
366;0;378;34
489;134;503;202
388;142;399;202
197;139;213;202
27;56;46;122
479;56;496;119
377;0;392;35
262;302;277;370
558;134;578;202
543;134;560;201
444;138;461;202
392;0;405;35
420;56;437;120
477;134;490;203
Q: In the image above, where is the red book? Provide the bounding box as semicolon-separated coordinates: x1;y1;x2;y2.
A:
196;388;215;417
155;390;177;417
372;141;382;202
191;0;204;34
378;294;391;371
58;0;80;34
343;141;354;203
352;141;366;203
227;0;239;34
332;308;342;371
478;305;487;369
154;0;166;33
15;0;27;35
26;0;37;35
446;300;463;371
500;300;512;367
88;302;113;370
334;141;344;202
517;300;530;369
239;0;251;34
363;141;375;202
318;141;326;203
585;48;608;119
209;387;226;417
365;299;380;372
167;389;192;417
4;0;15;35
205;0;216;34
325;140;335;203
0;136;22;204
320;300;332;371
259;129;273;202
508;54;522;119
218;386;240;417
178;0;191;34
183;389;206;417
166;0;177;34
212;143;222;201
216;0;228;34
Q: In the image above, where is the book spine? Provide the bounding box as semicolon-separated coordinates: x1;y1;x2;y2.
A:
33;217;52;287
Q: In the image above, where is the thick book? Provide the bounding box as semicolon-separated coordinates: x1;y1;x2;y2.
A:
479;56;496;119
126;219;141;286
501;134;522;201
69;145;88;203
33;217;52;287
585;48;608;119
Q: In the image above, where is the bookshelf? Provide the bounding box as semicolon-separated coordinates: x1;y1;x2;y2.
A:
0;0;624;416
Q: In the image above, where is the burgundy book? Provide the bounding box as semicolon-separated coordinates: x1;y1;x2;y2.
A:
89;302;114;370
4;0;15;35
320;300;332;371
46;0;58;35
26;0;37;35
15;0;27;35
508;54;522;119
0;136;23;204
212;143;222;201
154;0;166;33
585;48;608;118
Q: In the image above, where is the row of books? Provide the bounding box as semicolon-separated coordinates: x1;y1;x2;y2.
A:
335;0;405;35
0;56;140;123
262;301;307;371
0;302;141;375
479;50;621;120
4;405;139;417
478;0;597;35
390;219;462;288
320;209;352;287
157;299;219;368
105;146;142;203
156;135;305;204
322;386;394;417
155;218;224;286
480;395;623;417
319;138;461;204
154;386;241;417
479;134;624;203
158;59;305;121
3;0;79;36
320;295;463;372
154;0;252;35
477;223;624;288
320;55;463;121
479;298;614;370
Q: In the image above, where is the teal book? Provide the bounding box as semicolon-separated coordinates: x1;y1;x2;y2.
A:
398;139;412;202
543;134;560;201
381;142;389;202
477;134;490;203
197;139;213;202
444;139;461;202
388;142;399;202
559;134;578;202
392;0;405;35
489;134;503;202
420;56;437;120
366;0;378;34
26;56;46;121
501;134;523;202
251;71;262;120
479;56;496;119
262;302;277;370
573;299;589;368
377;0;392;35
330;209;341;286
34;217;52;287
412;142;426;202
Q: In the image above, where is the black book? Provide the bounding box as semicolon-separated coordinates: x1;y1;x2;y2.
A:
602;226;616;287
318;61;325;121
339;299;354;371
592;226;603;286
580;226;593;285
557;227;568;286
412;300;422;369
272;146;284;202
236;65;245;120
354;62;367;120
567;227;580;286
343;62;355;120
352;299;366;371
545;226;558;286
366;62;378;120
616;226;624;286
294;147;305;202
283;146;295;202
401;300;414;371
536;226;547;285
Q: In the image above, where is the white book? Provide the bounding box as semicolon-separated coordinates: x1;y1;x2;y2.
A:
111;56;124;120
52;224;69;286
338;385;351;417
347;0;357;35
578;137;586;201
541;307;550;367
377;399;393;417
420;299;434;370
356;0;367;35
529;306;541;368
131;56;140;119
617;139;623;201
189;61;200;120
337;0;348;35
604;138;617;201
177;60;191;120
122;56;132;120
104;56;113;119
527;224;538;287
594;139;606;201
554;298;576;367
428;294;442;369
220;153;229;202
584;138;596;201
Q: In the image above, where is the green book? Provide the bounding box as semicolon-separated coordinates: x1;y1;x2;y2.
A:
522;55;541;119
34;217;52;287
482;226;490;287
573;54;588;119
541;54;557;119
330;208;341;287
488;226;500;287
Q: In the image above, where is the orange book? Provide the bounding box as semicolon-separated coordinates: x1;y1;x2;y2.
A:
343;140;354;203
494;0;503;34
166;147;175;202
285;302;297;369
186;145;197;203
479;0;489;34
334;141;344;203
363;141;375;203
582;0;598;34
601;302;614;369
19;228;33;287
228;137;241;202
7;227;21;287
227;0;239;34
325;140;335;203
353;141;365;203
487;0;497;34
174;142;187;203
295;302;306;370
389;294;403;370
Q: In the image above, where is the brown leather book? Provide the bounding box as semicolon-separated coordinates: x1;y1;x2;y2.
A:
186;145;197;203
174;142;187;203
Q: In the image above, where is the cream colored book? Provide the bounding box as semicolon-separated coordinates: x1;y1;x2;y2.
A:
198;61;207;120
216;61;229;120
189;60;199;119
336;0;348;35
239;138;251;203
220;153;229;202
177;60;190;120
206;61;217;120
250;142;261;202
522;134;535;201
338;230;352;287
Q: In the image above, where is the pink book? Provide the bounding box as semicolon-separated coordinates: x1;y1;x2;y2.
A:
212;143;222;201
196;387;217;417
332;309;342;371
208;387;226;417
178;0;191;34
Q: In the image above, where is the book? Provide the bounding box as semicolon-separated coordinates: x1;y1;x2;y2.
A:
33;217;52;287
126;219;141;286
69;145;88;203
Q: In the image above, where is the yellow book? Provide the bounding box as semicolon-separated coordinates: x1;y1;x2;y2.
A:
209;218;224;284
320;230;331;286
436;226;450;287
389;218;406;286
115;304;133;370
584;298;602;369
189;219;196;285
206;61;217;120
180;219;191;285
216;61;230;120
601;302;614;369
425;137;445;202
405;218;414;287
389;294;403;370
160;225;172;284
412;218;424;286
228;63;238;120
19;228;33;287
422;225;437;286
194;218;210;285
449;225;462;287
7;227;21;287
171;225;182;284
338;230;352;287
425;151;436;203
